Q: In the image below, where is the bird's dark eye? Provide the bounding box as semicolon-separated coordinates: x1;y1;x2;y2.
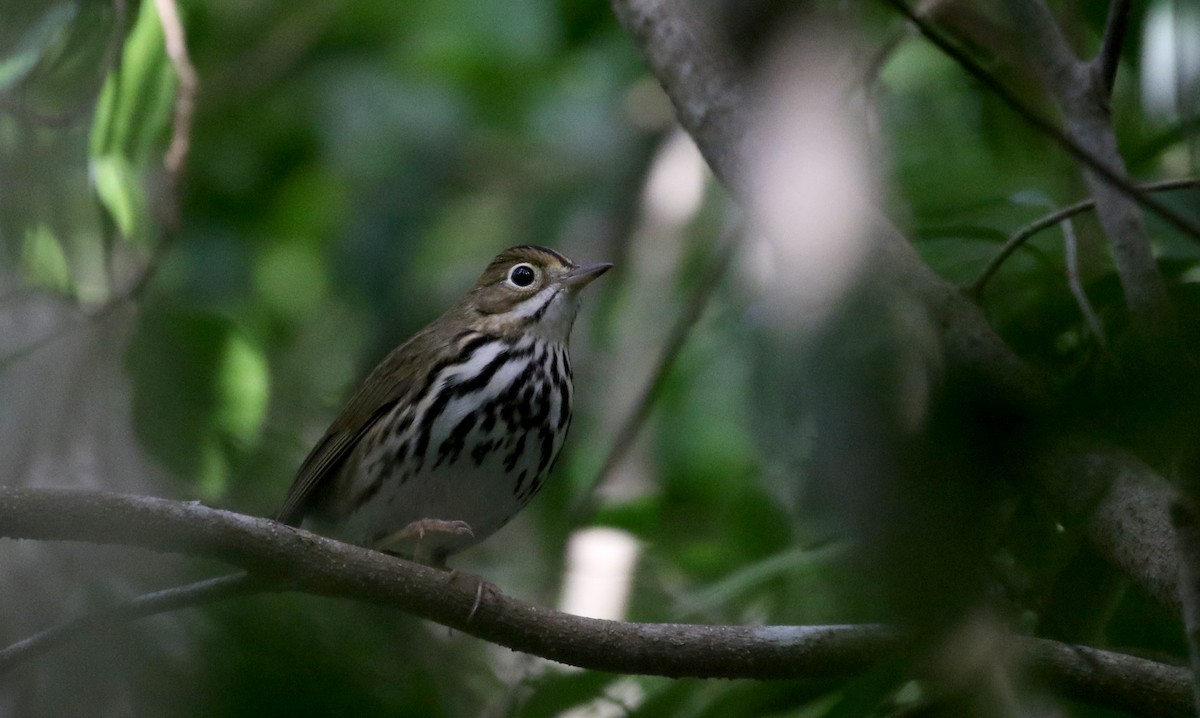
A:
509;264;536;287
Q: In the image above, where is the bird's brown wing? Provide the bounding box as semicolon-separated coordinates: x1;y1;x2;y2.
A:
274;400;397;525
274;326;443;526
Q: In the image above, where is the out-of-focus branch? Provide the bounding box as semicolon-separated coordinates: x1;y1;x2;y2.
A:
612;0;1043;404
1003;0;1175;338
0;488;1191;717
607;0;1181;608
571;225;739;523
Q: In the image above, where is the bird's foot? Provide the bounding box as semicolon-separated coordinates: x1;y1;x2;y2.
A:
373;519;474;566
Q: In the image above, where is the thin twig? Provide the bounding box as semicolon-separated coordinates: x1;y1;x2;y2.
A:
879;0;1200;245
152;0;197;182
571;224;741;524
0;573;268;674
969;178;1200;297
1095;0;1132;95
1060;218;1107;346
0;323;80;373
110;0;198;303
862;19;911;90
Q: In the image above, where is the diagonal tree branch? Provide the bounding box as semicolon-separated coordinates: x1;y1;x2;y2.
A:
0;488;1191;717
1039;442;1183;613
608;0;1181;610
613;0;1045;404
0;573;266;672
1170;496;1200;714
610;0;749;190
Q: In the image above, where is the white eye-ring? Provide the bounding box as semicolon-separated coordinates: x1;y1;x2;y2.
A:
508;263;537;288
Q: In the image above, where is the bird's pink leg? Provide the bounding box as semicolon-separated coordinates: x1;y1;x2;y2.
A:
373;519;473;567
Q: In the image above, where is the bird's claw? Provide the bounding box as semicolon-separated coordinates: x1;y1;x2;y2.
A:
448;570;500;623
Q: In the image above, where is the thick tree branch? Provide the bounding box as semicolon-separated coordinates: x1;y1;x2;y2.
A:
0;488;1191;716
610;0;749;189
1170;497;1200;714
1040;442;1183;613
0;487;888;681
0;488;889;680
608;0;1181;609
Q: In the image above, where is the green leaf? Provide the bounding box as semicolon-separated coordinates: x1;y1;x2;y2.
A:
818;660;911;718
515;671;620;718
214;330;270;448
254;242;330;318
20;223;72;292
90;153;149;241
89;0;176;163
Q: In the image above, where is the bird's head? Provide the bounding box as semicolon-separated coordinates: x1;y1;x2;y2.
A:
464;245;611;342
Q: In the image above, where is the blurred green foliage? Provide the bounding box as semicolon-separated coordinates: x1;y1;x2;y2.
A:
2;0;1200;716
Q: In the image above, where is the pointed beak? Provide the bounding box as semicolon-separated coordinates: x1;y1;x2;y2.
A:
561;261;613;289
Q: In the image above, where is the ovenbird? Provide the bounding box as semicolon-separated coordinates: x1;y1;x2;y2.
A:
276;245;611;566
